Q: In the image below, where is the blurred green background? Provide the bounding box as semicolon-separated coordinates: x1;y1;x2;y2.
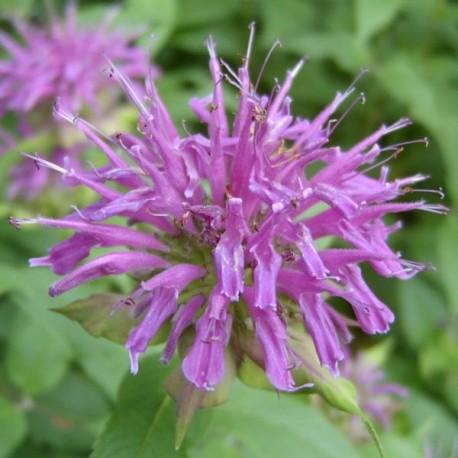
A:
0;0;457;456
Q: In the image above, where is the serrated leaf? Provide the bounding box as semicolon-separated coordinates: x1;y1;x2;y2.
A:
53;291;171;349
0;395;27;458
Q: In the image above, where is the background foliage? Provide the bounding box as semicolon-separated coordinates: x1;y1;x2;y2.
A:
0;0;457;456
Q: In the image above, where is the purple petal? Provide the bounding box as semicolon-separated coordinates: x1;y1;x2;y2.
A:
340;265;395;334
182;291;231;390
126;287;178;373
161;294;205;364
213;198;245;300
245;288;296;391
30;233;97;275
299;293;345;375
314;183;360;218
141;264;207;292
49;251;169;296
279;220;328;279
249;223;282;309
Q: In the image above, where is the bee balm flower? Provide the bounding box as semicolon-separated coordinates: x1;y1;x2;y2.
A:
0;2;154;198
13;25;446;393
0;3;149;116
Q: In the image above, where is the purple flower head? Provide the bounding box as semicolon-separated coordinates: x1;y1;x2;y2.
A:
0;2;150;115
0;2;154;199
340;351;409;440
15;24;446;393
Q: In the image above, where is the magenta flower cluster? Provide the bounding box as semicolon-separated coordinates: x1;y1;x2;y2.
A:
15;26;446;392
0;3;147;116
340;351;409;437
0;3;152;198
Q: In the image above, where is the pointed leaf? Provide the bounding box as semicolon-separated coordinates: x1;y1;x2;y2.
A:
52;293;137;345
164;346;237;448
92;355;210;458
355;0;404;44
165;370;206;450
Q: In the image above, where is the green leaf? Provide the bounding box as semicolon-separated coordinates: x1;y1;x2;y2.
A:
171;22;247;56
419;331;458;413
360;432;424;458
437;217;458;313
26;371;111;453
0;264;128;399
94;352;362;458
52;293;138;345
237;323;381;455
5;313;73;395
398;276;448;349
283;32;367;73
0;395;27;458
377;54;458;201
92;354;200;458
405;390;458;456
0;299;18;340
77;0;177;54
259;0;317;45
174;0;240;27
355;0;404;44
0;0;33;18
164;346;237;448
71;336;128;401
188;381;362;458
121;0;177;53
